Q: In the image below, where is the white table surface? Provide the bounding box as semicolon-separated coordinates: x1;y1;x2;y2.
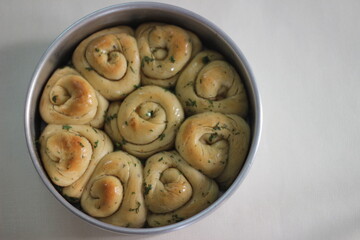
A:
1;0;359;239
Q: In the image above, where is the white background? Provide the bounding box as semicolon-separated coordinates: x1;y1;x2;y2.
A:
1;0;360;239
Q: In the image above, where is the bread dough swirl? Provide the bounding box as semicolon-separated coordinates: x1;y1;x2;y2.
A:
81;151;146;228
175;112;250;188
144;151;219;227
104;85;184;159
39;67;109;128
136;23;202;88
175;50;248;117
72;26;140;100
39;124;113;198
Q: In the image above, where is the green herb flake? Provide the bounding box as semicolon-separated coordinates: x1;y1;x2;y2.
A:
62;125;72;131
213;122;221;130
133;84;140;89
158;157;163;162
141;56;154;67
202;56;211;64
105;113;117;124
208;132;218;142
52;95;57;103
85;66;94;71
79;142;84;148
144;183;152;195
185;99;197;107
207;99;214;107
129;66;135;73
128;201;141;214
124;121;128;126
169;56;175;63
94;140;99;148
114;142;122;150
159;133;165;141
92;127;98;133
131;192;135;195
184;81;194;87
95;48;100;52
171;214;184;223
53;177;59;181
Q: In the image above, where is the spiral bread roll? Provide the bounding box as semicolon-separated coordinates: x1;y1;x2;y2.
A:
39;67;109;128
175;50;249;117
81;151;146;228
104;85;184;159
143;151;219;227
72;26;140;100
175;112;250;188
135;23;202;88
39;124;113;198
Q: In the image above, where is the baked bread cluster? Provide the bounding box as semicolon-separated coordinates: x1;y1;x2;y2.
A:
38;23;250;228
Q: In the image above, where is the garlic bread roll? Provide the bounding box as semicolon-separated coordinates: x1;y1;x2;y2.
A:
144;151;219;227
81;151;146;228
72;26;140;100
136;23;202;88
175;112;250;188
175;50;249;117
39;124;113;198
104;85;184;159
39;67;109;128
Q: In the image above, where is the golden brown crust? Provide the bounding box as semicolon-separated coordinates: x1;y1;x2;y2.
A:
39;67;108;127
39;124;113;198
81;151;146;228
72;26;140;100
175;50;249;117
175;112;250;188
136;23;202;88
144;151;219;227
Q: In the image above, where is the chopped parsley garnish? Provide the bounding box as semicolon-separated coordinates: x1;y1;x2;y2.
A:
94;140;99;148
95;48;100;52
171;214;184;223
129;66;135;73
141;56;154;67
169;56;175;63
114;141;122;150
105;114;117;124
185;99;197;107
207;99;214;107
144;183;152;195
128;201;141;214
213;122;221;130
133;84;140;89
202;56;211;64
85;66;94;71
184;81;194;87
79;142;84;147
159;133;165;141
208;132;218;142
52;95;57;103
62;125;72;130
158;157;164;162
